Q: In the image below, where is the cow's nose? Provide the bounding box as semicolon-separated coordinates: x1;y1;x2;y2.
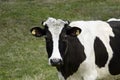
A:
50;58;63;66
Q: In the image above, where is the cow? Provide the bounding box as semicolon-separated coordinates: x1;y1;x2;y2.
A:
30;17;120;80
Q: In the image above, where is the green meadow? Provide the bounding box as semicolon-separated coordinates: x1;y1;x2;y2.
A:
0;0;120;80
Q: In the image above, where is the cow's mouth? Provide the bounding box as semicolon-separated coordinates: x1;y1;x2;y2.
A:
50;58;64;67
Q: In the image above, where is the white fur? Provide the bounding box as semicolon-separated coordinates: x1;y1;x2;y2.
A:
58;72;65;80
107;18;120;22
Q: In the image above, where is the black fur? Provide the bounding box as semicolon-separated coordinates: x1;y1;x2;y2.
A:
108;21;120;75
94;37;108;68
45;30;53;58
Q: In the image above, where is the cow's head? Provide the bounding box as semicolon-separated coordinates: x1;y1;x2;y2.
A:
30;17;81;67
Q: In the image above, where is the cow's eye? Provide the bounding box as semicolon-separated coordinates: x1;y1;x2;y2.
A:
64;35;67;38
61;35;67;42
63;35;67;39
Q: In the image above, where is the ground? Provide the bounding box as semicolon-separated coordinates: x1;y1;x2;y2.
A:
0;0;120;80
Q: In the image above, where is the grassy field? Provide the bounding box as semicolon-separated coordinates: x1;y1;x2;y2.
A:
0;0;120;80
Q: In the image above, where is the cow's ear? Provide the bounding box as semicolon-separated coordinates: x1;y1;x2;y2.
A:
30;27;46;37
66;27;81;37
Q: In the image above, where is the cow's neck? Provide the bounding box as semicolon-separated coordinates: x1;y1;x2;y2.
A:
57;36;86;79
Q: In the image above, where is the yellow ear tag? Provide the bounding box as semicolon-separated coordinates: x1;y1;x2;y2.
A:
76;30;80;35
32;29;36;35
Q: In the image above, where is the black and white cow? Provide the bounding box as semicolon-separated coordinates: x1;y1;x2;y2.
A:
30;17;120;80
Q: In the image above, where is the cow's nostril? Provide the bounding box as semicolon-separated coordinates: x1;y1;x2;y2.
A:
50;58;63;66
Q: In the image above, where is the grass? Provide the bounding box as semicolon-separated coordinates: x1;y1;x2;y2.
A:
0;0;120;80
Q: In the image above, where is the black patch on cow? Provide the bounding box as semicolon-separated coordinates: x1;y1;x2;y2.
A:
94;37;108;68
44;26;53;58
108;21;120;75
57;27;86;79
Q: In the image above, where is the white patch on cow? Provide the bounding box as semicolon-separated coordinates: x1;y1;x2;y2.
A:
107;18;120;22
68;21;115;80
58;72;65;80
43;17;68;65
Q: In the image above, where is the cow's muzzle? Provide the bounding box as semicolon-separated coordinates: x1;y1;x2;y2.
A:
50;58;63;66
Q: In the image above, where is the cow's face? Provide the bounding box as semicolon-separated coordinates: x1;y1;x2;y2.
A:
30;17;81;67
